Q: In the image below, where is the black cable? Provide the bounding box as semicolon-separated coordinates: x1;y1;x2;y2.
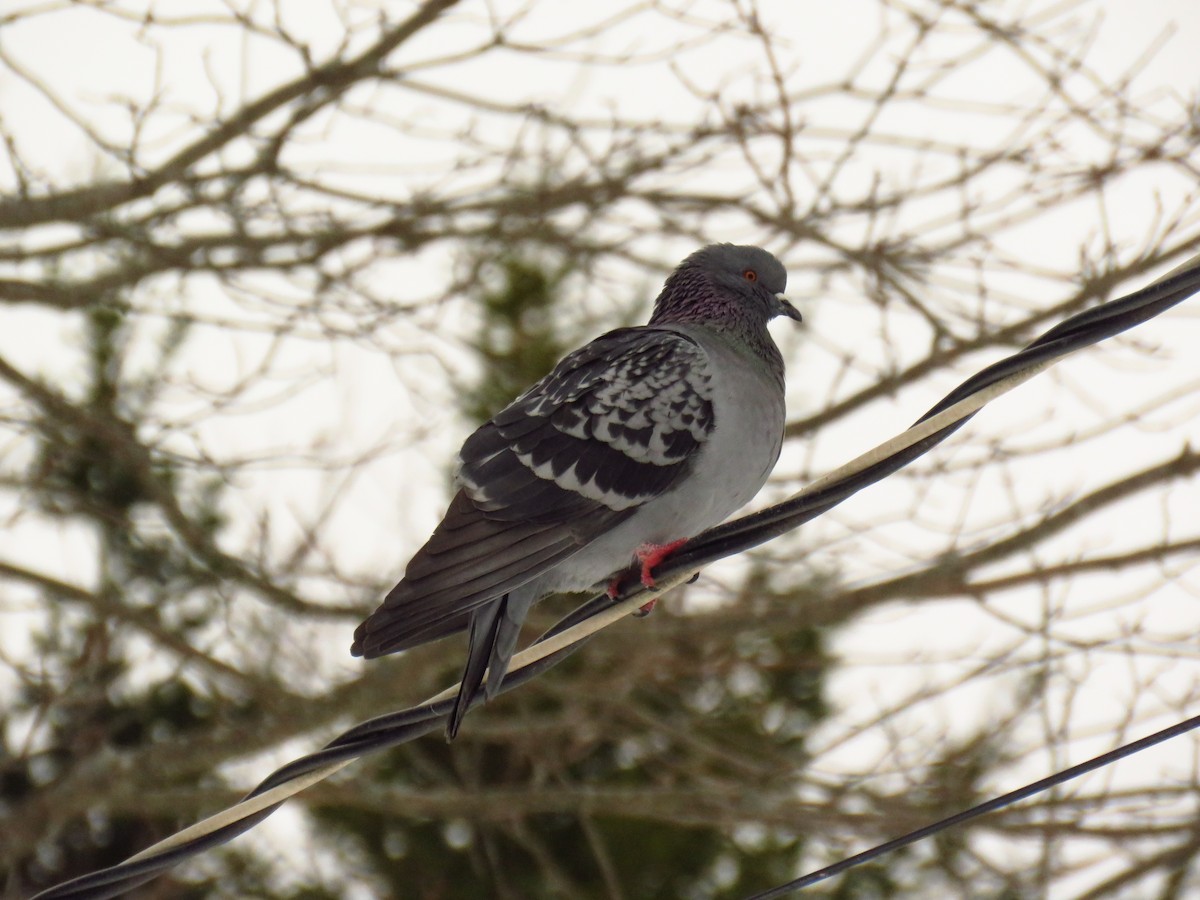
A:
31;259;1200;899
746;712;1200;898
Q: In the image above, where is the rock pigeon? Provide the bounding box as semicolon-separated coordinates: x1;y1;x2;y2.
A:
352;244;801;737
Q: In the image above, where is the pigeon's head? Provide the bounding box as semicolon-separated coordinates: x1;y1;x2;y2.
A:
651;244;802;328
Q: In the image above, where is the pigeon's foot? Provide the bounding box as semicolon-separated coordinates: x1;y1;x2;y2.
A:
634;596;658;617
607;576;658;616
606;574;660;615
636;539;689;588
607;539;689;615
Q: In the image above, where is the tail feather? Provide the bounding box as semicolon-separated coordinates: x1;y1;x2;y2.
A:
448;603;500;739
446;587;536;739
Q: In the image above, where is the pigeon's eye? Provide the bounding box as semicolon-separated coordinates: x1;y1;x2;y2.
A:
743;269;758;282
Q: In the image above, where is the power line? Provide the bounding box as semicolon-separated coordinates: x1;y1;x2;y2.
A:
747;712;1200;898
32;255;1200;900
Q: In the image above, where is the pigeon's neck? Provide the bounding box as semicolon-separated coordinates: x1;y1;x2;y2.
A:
649;275;784;379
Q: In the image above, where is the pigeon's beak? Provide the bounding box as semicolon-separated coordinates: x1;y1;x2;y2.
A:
774;293;803;323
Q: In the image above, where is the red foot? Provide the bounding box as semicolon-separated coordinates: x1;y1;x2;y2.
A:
610;540;689;615
636;539;688;588
636;596;659;616
609;576;657;615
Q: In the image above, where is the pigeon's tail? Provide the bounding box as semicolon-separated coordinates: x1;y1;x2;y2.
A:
447;586;536;739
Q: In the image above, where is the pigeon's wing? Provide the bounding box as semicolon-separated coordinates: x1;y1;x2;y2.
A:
352;326;716;658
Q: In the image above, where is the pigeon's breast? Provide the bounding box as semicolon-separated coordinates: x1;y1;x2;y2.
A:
662;325;787;529
534;324;786;593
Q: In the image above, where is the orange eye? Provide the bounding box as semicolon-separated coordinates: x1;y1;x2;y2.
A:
743;269;758;282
